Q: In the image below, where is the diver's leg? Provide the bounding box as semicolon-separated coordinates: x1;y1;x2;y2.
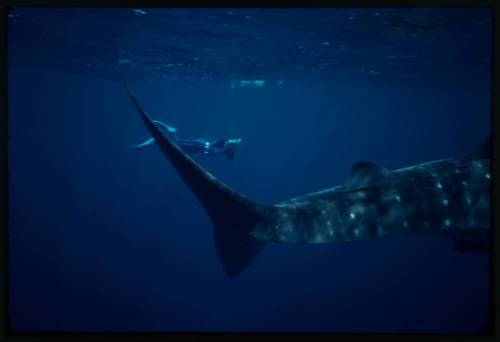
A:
176;138;209;155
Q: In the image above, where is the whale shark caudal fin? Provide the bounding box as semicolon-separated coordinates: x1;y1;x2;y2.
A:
120;79;273;278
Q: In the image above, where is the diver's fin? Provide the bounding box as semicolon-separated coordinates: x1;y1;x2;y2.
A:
345;161;392;190
129;137;155;149
121;79;275;278
153;120;178;133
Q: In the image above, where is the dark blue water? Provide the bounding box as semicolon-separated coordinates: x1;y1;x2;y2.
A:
8;8;491;332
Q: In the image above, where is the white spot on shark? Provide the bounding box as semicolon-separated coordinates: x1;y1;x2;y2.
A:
350;212;356;219
436;182;443;189
442;199;449;206
486;173;490;179
377;225;384;235
353;192;367;199
462;180;468;186
444;219;451;227
473;161;484;170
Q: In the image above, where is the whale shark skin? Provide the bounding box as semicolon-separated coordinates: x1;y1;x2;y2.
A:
121;79;490;278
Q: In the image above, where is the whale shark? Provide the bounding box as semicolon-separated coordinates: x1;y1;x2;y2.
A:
121;79;491;278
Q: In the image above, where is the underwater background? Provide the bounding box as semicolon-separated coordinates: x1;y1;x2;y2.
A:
7;8;491;332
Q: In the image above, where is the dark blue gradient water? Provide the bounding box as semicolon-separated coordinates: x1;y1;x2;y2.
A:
8;8;491;332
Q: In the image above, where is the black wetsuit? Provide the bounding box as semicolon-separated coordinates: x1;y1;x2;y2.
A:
131;120;238;160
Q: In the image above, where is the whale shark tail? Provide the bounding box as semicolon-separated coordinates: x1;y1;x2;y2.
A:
121;78;274;278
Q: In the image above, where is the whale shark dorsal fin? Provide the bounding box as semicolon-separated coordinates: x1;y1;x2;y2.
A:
345;161;392;190
121;78;274;278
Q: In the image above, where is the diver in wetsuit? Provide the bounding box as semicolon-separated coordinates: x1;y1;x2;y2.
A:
131;120;242;161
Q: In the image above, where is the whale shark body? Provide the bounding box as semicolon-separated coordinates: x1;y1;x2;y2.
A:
121;80;491;278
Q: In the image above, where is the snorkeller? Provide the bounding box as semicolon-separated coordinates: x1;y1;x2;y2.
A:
131;120;242;161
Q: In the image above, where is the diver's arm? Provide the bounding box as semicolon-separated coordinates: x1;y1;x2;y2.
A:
207;147;228;156
209;138;240;160
206;139;232;157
